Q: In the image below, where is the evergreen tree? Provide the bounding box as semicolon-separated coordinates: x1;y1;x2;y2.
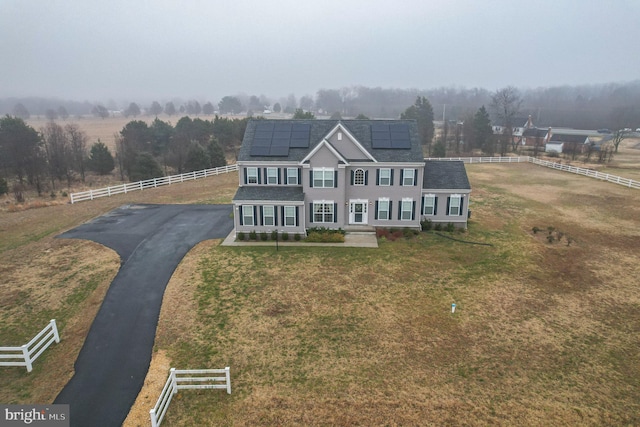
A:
87;141;115;175
183;143;211;172
0;177;8;196
401;96;434;154
207;138;226;168
432;140;446;157
293;109;315;119
129;152;163;181
473;106;494;155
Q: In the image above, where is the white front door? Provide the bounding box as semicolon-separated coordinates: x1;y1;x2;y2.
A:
349;200;368;224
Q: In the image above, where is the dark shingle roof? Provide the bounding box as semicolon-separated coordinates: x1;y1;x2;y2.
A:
522;128;548;138
233;186;305;202
423;161;471;190
549;134;589;143
238;119;423;163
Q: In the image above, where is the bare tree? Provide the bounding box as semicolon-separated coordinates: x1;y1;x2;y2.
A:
491;87;522;155
65;123;88;182
611;129;627;153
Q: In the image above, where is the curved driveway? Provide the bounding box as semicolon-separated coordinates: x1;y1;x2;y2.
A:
54;204;233;427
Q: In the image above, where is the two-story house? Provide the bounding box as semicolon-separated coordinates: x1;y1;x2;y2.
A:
232;119;471;237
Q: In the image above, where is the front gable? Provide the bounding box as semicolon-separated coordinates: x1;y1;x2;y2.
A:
324;123;375;161
302;140;347;168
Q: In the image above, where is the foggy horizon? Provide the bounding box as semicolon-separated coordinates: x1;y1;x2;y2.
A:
3;1;640;104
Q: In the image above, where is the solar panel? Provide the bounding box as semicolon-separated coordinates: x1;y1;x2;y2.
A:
292;123;310;132
272;138;290;147
269;146;289;156
371;123;389;132
290;138;308;148
390;139;411;149
250;121;311;156
250;146;271;156
256;122;275;130
254;138;271;146
274;123;292;132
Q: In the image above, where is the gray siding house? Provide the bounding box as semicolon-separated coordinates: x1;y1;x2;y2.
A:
232;119;471;236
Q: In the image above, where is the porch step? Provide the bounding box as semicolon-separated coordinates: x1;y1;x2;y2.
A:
344;225;376;234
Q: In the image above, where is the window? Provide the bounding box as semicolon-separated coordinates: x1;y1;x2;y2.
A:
313;168;334;188
262;205;275;226
402;168;415;186
284;206;296;227
246;167;258;184
378;168;391;186
401;198;413;221
354;169;365;185
287;168;299;185
449;195;461;216
377;198;390;220
266;168;278;185
242;205;254;226
313;202;334;223
423;195;436;215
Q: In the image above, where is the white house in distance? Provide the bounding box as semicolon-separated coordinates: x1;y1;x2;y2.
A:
232;119;471;237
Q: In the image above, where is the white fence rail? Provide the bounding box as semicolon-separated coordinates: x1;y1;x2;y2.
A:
426;156;640;189
150;367;231;427
70;164;239;204
0;320;60;372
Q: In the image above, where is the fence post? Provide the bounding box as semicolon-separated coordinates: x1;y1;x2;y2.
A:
150;408;157;427
225;366;231;394
170;368;177;395
70;193;75;204
154;178;157;188
51;319;60;344
22;345;32;373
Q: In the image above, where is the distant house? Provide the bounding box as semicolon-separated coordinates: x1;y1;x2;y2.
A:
547;132;591;155
232;119;471;237
492;116;528;145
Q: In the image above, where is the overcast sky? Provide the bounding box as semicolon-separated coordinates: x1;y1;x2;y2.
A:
2;0;639;104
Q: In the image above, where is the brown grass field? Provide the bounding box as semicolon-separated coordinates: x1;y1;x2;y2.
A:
1;140;639;426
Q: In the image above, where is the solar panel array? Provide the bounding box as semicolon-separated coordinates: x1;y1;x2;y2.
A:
250;122;311;156
370;123;411;149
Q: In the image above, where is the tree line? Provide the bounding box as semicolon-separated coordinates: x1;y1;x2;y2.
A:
0;114;247;198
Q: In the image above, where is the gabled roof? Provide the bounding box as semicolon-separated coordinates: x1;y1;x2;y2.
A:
238;119;423;163
423;161;471;190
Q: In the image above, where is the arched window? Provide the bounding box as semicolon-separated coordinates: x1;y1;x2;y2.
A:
354;168;365;185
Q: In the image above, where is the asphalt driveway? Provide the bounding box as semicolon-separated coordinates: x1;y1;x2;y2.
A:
54;204;233;427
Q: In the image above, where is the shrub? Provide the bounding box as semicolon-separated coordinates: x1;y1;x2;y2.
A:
306;232;345;243
556;231;564;241
421;219;433;231
402;227;415;239
61;191;68;197
445;222;455;233
532;226;540;234
294;233;301;241
546;234;555;243
249;230;257;240
237;232;245;241
281;232;289;241
50;191;56;199
547;226;555;235
260;232;268;241
307;226;345;236
434;223;442;231
271;230;278;241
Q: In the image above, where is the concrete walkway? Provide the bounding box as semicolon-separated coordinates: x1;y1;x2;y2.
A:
221;231;378;248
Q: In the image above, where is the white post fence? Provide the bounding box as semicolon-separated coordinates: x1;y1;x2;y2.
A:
0;319;60;373
425;156;640;189
150;367;231;427
69;164;239;204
